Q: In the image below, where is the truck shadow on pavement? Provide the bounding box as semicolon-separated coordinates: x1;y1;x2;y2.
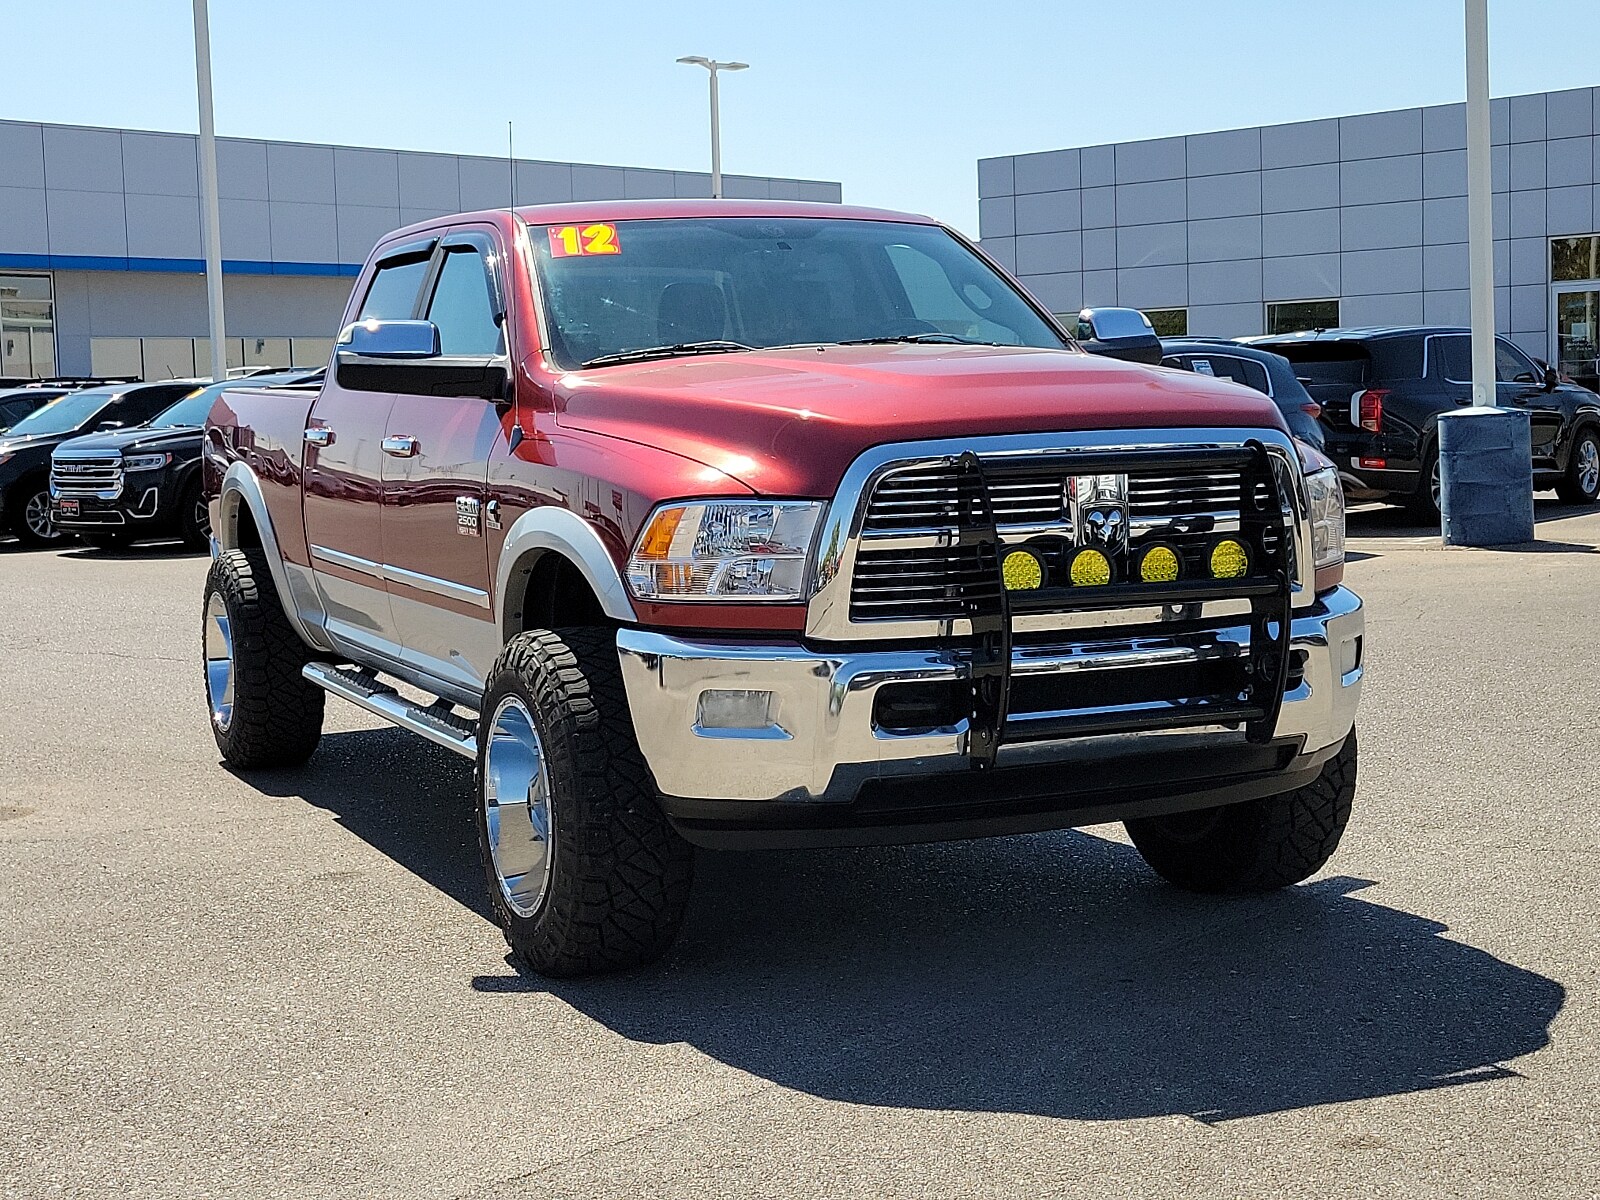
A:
273;728;1565;1125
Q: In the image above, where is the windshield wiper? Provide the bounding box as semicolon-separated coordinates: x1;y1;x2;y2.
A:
581;340;755;369
835;333;1001;347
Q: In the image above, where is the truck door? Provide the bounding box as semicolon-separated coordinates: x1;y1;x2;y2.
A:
379;230;506;692
303;241;434;658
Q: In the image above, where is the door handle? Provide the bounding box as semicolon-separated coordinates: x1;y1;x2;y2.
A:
303;427;335;447
381;434;420;458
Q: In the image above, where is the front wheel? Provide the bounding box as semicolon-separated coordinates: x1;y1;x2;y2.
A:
474;628;694;978
1556;429;1600;504
1125;732;1357;892
10;483;68;547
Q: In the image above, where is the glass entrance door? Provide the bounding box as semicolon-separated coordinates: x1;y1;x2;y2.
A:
1553;285;1600;393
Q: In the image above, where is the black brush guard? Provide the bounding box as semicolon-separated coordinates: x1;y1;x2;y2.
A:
954;442;1295;769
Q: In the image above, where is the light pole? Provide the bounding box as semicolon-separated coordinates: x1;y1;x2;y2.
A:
676;56;748;199
192;0;227;382
1436;0;1535;545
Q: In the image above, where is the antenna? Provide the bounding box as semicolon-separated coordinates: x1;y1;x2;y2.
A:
507;120;515;211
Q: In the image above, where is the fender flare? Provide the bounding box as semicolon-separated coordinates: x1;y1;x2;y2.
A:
216;461;334;651
494;505;638;638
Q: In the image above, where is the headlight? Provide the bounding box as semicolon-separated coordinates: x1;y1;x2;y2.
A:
1305;466;1345;583
124;452;171;472
627;500;823;601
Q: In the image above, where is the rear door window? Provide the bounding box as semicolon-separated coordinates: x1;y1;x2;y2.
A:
1166;353;1271;395
1433;335;1472;382
114;385;192;426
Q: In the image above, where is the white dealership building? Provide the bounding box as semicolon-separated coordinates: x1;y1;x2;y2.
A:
978;85;1600;390
0;119;841;381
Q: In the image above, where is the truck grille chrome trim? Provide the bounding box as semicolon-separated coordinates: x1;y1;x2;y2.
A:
806;428;1310;643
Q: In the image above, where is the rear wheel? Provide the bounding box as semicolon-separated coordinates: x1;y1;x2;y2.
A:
202;548;324;768
1556;429;1600;504
10;482;67;547
1125;732;1357;893
1404;449;1441;519
474;628;694;977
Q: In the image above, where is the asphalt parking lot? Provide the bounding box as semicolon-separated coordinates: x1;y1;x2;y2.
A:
2;503;1598;1199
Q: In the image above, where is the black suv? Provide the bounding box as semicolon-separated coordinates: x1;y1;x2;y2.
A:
1250;326;1600;514
50;370;321;549
0;380;199;547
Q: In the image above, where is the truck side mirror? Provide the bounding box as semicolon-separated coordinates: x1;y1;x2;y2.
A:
1074;307;1164;366
335;318;507;401
336;319;441;360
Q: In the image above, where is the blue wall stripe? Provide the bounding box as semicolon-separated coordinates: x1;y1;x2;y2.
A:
0;252;360;278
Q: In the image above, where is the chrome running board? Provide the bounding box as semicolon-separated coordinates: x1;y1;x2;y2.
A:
302;662;478;759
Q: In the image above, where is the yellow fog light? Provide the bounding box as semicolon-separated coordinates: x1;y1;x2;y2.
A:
1210;539;1250;580
1001;549;1043;591
1138;544;1181;584
1068;547;1112;587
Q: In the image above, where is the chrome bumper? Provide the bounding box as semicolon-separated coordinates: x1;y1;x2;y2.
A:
618;586;1364;805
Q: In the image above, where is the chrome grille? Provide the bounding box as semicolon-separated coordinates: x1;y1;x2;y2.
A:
51;457;124;496
849;456;1278;624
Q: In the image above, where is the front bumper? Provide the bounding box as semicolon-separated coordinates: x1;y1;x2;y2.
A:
618;586;1364;847
50;480;166;528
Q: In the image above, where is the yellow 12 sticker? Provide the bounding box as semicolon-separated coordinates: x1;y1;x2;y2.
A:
548;223;621;257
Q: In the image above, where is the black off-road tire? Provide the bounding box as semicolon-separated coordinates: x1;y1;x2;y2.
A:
202;548;324;768
179;476;211;549
474;628;694;978
1125;731;1357;892
1555;428;1600;504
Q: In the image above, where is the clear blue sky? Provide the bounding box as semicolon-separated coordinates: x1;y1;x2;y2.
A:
7;1;1596;234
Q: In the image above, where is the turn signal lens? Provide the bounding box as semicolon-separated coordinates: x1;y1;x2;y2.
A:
1209;539;1250;580
636;507;686;560
1068;547;1112;587
1001;549;1043;591
1138;544;1181;584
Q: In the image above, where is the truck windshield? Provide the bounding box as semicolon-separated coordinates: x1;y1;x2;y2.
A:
530;217;1070;370
1;387;116;438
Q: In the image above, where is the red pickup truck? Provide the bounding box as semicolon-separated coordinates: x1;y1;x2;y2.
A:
201;200;1363;977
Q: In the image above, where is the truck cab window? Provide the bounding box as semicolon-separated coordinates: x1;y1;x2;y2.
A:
427;249;505;357
358;256;431;321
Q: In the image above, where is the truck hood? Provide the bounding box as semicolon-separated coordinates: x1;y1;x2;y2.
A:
54;426;196;456
553;343;1292;496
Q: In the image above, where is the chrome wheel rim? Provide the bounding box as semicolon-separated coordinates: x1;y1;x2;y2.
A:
1430;458;1442;510
23;491;59;540
1578;438;1599;496
482;696;554;918
204;592;235;733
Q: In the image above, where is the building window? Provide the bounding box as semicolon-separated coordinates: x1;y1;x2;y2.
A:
1552;236;1600;283
0;273;56;379
1266;299;1340;336
1143;308;1188;337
